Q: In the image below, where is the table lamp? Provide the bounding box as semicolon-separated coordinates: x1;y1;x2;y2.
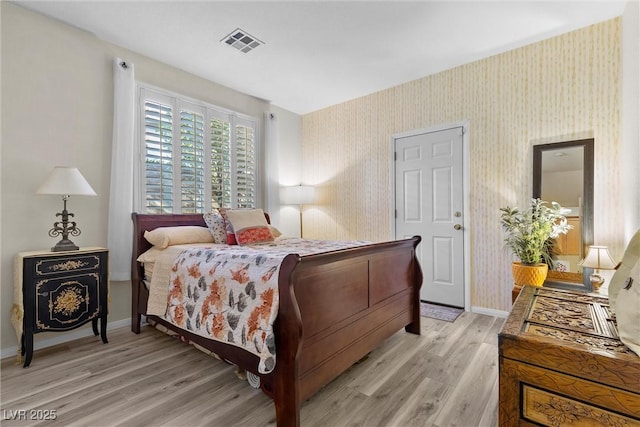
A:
579;245;617;292
37;166;97;251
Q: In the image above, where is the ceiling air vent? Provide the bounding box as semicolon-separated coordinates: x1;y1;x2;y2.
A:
221;28;264;53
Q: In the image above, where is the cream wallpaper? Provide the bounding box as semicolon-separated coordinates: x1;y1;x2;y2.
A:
301;19;622;313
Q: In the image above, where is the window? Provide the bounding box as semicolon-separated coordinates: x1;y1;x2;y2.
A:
138;86;259;214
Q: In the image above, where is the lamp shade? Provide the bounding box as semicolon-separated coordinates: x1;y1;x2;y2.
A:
37;167;97;196
580;246;617;270
281;185;315;205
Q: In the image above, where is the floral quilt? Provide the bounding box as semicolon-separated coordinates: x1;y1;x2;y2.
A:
159;237;370;374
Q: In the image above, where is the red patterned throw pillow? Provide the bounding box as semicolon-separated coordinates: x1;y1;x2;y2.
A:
224;208;274;245
235;226;274;245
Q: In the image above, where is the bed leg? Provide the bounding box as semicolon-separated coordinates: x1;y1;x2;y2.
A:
406;253;423;336
131;312;141;334
405;295;421;335
131;275;141;334
405;318;421;335
274;387;300;427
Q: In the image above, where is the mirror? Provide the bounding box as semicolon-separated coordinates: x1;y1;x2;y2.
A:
533;138;594;291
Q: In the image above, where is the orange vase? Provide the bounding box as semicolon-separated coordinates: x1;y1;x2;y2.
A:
511;262;548;287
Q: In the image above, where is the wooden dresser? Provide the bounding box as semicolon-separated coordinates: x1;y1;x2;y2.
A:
499;285;640;426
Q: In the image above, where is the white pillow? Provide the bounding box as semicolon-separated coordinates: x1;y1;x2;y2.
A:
136;246;165;282
611;230;640;357
269;225;282;238
608;229;640;313
615;263;640;356
143;226;214;249
136;246;164;263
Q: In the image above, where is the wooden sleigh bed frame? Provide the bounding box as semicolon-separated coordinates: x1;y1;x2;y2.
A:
131;213;423;426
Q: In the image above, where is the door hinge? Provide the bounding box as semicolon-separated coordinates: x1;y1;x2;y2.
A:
395;209;397;218
394;152;397;161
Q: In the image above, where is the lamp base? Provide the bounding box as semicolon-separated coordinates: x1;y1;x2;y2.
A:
589;273;605;292
52;239;79;252
48;196;82;252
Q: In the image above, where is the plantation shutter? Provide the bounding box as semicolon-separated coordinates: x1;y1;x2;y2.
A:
180;109;205;213
138;86;259;213
210;116;232;209
235;119;256;208
143;100;173;214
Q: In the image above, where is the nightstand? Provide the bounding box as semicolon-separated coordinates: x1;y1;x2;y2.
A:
14;247;109;367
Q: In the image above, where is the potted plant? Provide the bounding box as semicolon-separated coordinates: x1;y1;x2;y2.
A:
500;198;571;287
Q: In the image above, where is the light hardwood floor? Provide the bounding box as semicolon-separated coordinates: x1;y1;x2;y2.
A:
1;312;504;427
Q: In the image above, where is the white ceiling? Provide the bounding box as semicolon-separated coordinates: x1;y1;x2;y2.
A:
13;1;627;115
541;146;584;172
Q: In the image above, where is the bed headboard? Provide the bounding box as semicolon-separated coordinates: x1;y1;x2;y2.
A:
130;212;270;283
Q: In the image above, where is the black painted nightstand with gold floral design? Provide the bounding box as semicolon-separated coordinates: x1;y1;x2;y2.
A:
14;247;108;367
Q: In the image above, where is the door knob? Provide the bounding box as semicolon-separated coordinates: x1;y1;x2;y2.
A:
454;224;462;230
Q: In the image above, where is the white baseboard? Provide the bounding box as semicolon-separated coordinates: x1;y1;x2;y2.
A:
471;306;510;318
1;318;131;361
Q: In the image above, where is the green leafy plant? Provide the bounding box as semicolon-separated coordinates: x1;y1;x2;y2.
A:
500;198;572;266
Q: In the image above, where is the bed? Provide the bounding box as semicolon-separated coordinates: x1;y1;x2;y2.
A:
130;212;423;426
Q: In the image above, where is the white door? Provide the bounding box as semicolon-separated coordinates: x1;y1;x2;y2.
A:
394;127;464;307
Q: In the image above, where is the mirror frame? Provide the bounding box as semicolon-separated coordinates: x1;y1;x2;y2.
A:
533;138;594;291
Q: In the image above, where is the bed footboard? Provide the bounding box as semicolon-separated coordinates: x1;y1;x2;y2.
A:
273;236;422;426
130;213;422;427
